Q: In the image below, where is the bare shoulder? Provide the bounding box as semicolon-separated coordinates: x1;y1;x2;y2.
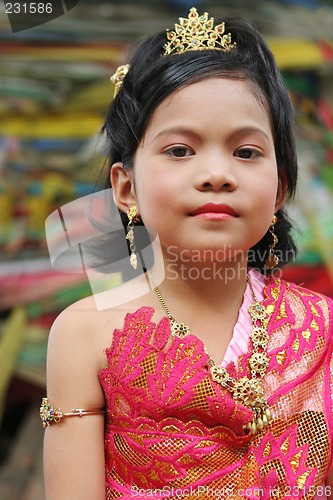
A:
48;295;107;368
46;295;107;409
46;273;156;409
50;293;106;342
49;271;154;352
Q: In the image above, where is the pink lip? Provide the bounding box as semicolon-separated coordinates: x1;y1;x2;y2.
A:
190;203;238;219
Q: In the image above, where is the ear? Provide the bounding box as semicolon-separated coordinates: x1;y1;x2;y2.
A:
110;162;137;214
275;169;288;212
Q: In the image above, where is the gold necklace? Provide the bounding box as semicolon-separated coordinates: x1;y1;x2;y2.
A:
148;272;272;435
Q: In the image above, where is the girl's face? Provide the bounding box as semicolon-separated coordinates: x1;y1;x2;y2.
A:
118;77;285;263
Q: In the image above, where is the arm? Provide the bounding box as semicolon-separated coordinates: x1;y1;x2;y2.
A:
43;306;106;500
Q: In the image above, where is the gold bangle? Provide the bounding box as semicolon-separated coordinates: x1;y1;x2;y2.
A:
40;397;105;428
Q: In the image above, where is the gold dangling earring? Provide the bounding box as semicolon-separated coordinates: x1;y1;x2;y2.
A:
265;215;279;270
126;205;140;269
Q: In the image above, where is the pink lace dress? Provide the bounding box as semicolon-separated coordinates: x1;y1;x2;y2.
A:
99;269;333;499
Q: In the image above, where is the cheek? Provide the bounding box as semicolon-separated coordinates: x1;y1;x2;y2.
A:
255;169;279;204
135;175;170;225
135;167;179;206
260;185;279;209
247;173;279;228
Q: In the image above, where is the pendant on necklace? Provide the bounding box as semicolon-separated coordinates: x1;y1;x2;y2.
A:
170;320;191;338
233;377;272;434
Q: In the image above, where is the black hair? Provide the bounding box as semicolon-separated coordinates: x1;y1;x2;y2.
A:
92;15;297;276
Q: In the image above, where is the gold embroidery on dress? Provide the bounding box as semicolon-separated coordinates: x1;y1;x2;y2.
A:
292;338;300;353
302;329;311;343
276;350;287;366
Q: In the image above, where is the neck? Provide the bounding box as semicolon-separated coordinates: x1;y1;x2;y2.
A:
149;244;250;314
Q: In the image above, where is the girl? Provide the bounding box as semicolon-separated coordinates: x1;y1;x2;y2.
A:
42;8;333;499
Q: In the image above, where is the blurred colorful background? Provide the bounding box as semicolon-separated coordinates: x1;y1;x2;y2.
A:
0;0;332;498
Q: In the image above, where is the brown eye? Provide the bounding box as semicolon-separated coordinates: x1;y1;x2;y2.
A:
165;146;194;158
235;148;262;159
172;147;189;157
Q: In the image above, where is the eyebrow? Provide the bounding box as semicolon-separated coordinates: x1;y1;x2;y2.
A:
151;125;272;145
151;126;201;144
230;126;272;144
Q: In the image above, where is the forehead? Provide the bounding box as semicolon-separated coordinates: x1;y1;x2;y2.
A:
143;77;272;140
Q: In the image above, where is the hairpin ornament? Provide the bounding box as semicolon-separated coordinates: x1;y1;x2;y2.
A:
164;7;236;56
110;64;130;99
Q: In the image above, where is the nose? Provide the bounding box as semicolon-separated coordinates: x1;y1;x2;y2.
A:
194;159;238;192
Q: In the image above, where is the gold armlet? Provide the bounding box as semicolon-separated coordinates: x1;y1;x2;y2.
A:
40;397;105;428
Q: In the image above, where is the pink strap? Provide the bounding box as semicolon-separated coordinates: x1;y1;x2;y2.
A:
221;268;265;368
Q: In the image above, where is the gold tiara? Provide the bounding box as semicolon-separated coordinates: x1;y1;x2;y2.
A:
110;9;236;98
164;7;236;56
